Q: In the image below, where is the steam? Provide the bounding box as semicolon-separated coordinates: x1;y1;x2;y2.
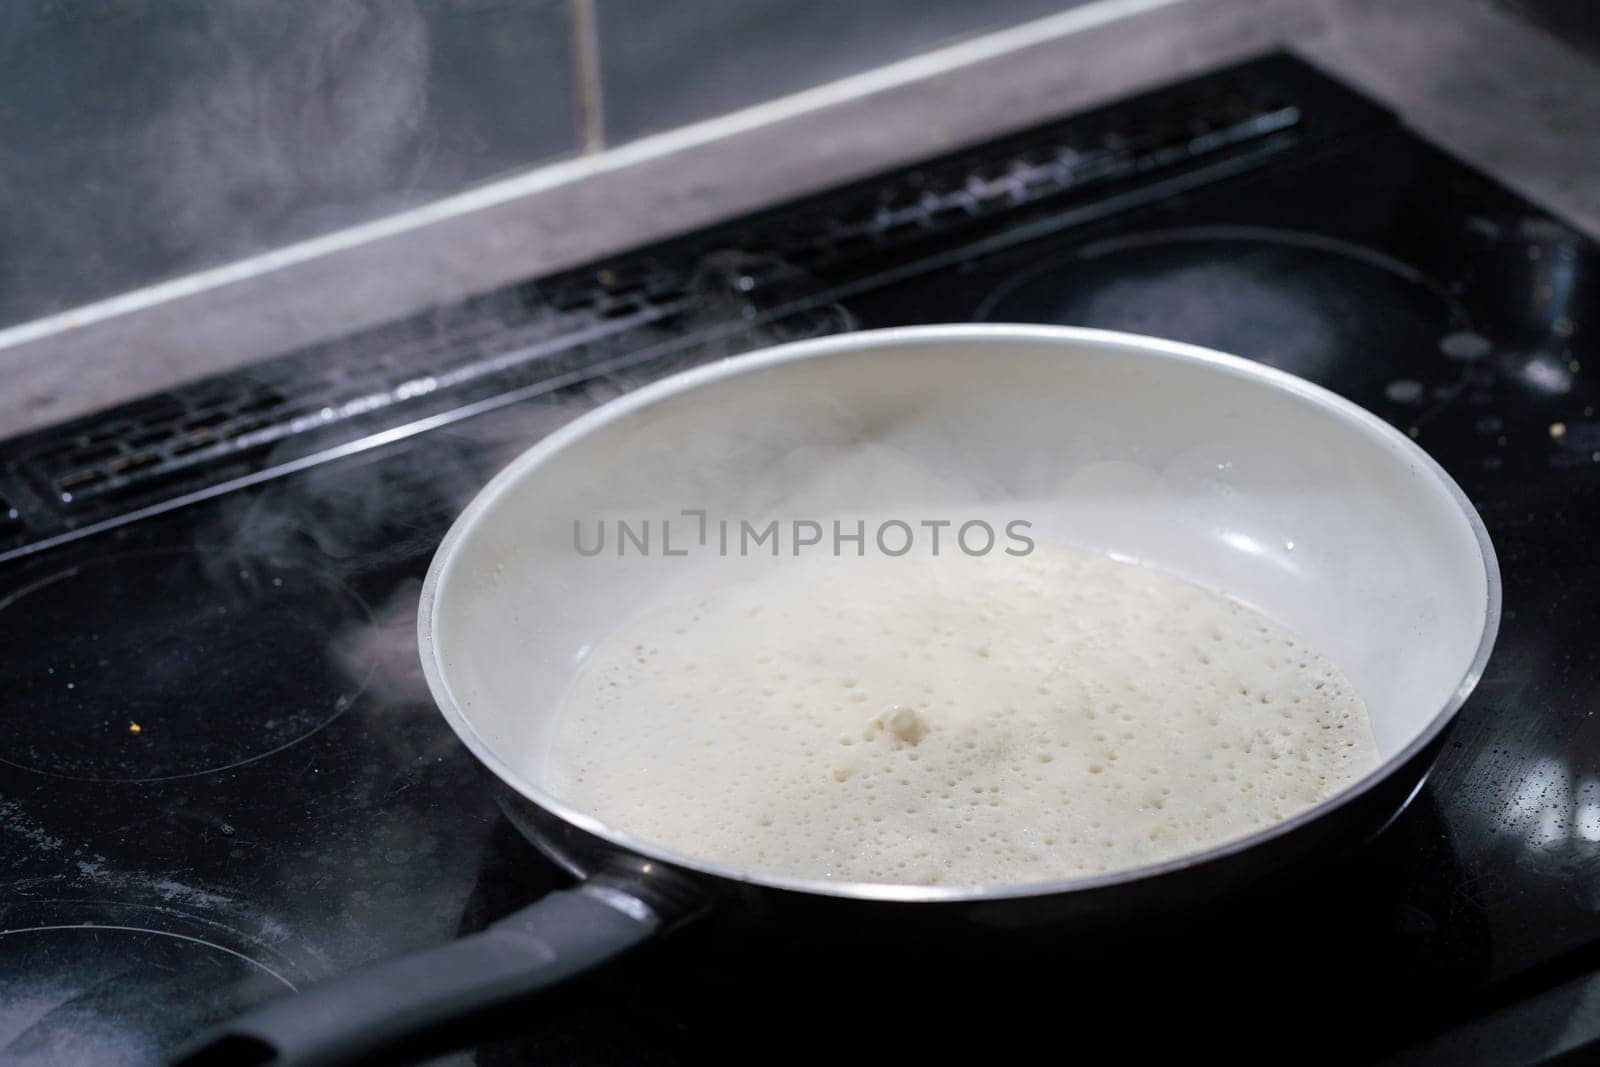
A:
195;243;862;701
141;3;432;256
0;2;433;326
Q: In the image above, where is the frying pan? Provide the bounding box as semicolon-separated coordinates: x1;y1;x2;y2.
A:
179;325;1499;1066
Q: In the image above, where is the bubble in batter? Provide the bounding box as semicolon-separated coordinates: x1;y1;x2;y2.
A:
545;545;1377;886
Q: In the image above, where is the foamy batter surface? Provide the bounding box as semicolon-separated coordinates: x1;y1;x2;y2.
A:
546;546;1377;886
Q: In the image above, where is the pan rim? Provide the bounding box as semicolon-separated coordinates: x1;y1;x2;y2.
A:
417;323;1502;904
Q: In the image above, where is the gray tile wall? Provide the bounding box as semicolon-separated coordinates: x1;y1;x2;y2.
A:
594;0;1094;142
0;0;579;329
0;0;1088;330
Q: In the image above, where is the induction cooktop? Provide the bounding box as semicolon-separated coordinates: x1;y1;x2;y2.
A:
1;53;1596;1066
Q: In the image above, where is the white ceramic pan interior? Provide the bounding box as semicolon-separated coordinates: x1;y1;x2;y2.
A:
418;325;1499;895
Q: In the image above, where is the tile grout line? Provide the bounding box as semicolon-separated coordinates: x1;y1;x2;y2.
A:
569;0;606;155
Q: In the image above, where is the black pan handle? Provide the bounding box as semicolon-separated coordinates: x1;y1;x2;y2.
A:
173;864;703;1067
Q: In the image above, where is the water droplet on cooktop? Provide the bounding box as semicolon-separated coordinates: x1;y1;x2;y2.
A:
0;550;373;783
1440;332;1493;361
1385;380;1425;404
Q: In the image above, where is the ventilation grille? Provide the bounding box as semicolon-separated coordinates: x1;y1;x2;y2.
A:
725;93;1300;282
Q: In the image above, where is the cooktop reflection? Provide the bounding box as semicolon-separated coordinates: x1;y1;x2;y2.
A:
975;224;1472;383
2;53;1597;1065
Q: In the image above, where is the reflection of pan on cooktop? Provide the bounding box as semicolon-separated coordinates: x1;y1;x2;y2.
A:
975;226;1472;385
455;791;1492;1064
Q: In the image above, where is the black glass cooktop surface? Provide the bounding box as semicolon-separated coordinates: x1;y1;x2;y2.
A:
1;53;1596;1065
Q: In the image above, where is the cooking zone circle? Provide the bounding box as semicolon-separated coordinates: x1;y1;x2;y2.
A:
975;225;1470;383
0;549;373;783
0;900;297;1063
